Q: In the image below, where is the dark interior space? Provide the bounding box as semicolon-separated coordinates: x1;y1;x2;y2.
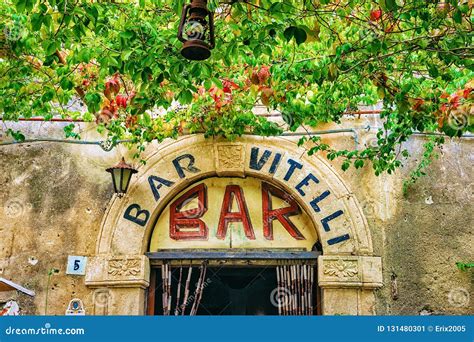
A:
152;266;281;315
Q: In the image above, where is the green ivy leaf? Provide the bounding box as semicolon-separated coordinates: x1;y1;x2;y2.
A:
78;48;91;63
25;0;36;12
7;128;25;142
121;50;133;61
84;93;102;113
385;0;397;11
178;89;193;104
354;159;364;169
31;13;43;31
341;160;351;171
60;78;74;91
294;27;307;45
119;31;134;39
453;9;462;24
43;40;57;56
41;88;55;102
212;77;223;89
283;26;296;42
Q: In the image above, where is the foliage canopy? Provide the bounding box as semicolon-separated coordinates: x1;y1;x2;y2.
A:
0;0;473;183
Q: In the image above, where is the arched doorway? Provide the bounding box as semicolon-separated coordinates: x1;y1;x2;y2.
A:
147;176;321;315
85;135;382;315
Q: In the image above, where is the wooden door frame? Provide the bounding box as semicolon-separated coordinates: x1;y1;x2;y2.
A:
146;250;321;316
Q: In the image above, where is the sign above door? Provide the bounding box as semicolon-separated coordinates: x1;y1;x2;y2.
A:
149;177;318;251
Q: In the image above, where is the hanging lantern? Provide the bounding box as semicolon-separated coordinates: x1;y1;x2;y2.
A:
106;157;138;197
177;0;215;61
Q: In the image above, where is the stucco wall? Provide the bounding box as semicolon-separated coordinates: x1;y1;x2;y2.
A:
0;117;472;315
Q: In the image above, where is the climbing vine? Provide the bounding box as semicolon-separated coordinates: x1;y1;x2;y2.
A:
456;262;474;271
0;0;473;180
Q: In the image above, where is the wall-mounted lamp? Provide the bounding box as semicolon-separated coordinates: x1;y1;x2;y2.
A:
106;157;138;197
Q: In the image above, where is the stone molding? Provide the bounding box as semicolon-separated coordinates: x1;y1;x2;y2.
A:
85;255;149;289
318;256;382;289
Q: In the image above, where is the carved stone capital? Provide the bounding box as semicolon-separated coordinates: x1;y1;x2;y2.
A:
318;256;382;289
85;255;149;289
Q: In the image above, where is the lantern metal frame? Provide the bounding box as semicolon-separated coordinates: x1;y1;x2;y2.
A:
177;0;215;61
106;157;138;197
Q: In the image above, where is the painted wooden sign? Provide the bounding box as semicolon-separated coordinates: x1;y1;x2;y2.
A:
149;177;318;251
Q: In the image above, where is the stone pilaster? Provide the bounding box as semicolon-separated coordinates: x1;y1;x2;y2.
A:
85;255;149;315
318;256;382;315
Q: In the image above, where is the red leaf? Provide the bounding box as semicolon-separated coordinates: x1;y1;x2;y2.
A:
370;9;382;21
440;92;450;99
450;94;460;108
463;88;472;99
258;66;271;84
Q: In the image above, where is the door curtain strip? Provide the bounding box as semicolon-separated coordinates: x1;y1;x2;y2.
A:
161;261;208;316
276;262;315;315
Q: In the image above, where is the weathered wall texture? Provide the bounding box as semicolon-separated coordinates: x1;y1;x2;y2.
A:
0;116;472;315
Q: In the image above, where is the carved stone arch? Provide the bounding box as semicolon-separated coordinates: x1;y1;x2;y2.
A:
85;135;382;315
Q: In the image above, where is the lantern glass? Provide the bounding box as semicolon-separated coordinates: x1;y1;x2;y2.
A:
106;157;137;196
120;168;133;193
112;168;122;193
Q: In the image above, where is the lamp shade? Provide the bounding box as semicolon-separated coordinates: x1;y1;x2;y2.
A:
106;157;138;196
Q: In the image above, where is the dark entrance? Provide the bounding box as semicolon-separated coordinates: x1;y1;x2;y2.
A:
146;250;321;316
152;266;278;315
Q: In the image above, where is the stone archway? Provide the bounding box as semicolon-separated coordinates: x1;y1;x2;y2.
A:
85;135;382;315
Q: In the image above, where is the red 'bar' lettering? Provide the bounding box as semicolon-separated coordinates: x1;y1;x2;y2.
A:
216;185;256;240
170;183;208;240
262;182;305;240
